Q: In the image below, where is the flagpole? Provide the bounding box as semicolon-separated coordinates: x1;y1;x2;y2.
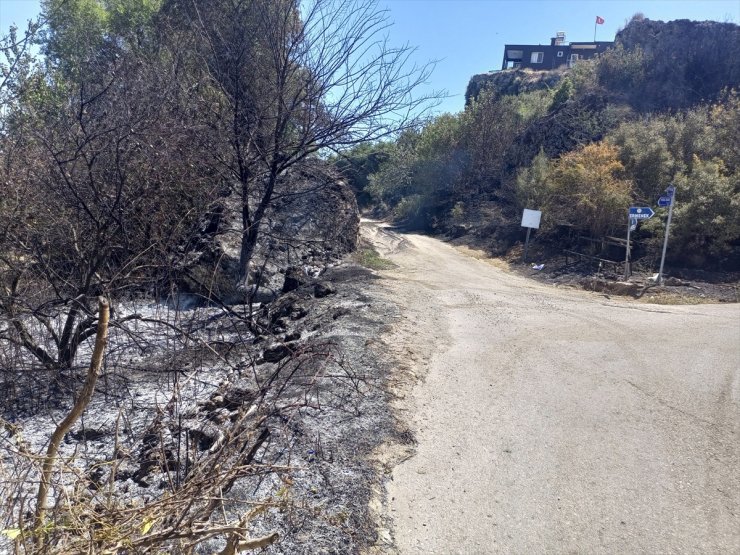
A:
594;19;597;41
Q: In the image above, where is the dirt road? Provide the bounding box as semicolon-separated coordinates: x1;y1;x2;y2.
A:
364;221;740;554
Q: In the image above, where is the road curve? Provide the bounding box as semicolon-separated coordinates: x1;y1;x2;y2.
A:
365;221;740;554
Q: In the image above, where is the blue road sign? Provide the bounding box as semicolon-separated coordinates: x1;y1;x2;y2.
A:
628;207;654;219
665;185;675;195
629;217;638;231
658;195;672;207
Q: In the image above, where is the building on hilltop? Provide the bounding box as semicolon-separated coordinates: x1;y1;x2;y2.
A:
502;32;613;70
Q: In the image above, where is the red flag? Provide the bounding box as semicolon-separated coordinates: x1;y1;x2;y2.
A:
596;16;605;24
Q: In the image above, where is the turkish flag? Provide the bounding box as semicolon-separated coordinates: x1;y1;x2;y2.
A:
596;16;605;24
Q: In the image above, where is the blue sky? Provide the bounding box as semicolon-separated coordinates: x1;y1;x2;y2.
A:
2;0;738;114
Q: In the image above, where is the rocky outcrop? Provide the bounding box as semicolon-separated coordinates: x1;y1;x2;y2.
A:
178;163;360;305
611;17;739;110
465;68;564;105
467;18;739;112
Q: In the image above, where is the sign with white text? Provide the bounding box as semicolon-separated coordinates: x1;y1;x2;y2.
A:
628;207;654;220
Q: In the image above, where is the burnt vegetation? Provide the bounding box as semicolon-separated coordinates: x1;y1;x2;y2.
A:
0;0;434;552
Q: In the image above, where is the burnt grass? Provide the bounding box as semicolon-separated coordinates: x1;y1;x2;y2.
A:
503;250;740;304
240;262;407;554
1;259;407;555
441;222;739;304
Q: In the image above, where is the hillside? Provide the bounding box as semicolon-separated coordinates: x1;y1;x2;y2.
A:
466;17;740;110
348;16;740;278
465;68;564;105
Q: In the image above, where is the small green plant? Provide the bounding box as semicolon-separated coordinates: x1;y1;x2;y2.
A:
549;78;573;112
353;246;395;270
450;201;464;221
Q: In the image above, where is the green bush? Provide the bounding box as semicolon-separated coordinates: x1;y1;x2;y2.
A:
669;157;739;264
392;195;427;227
450;201;464;221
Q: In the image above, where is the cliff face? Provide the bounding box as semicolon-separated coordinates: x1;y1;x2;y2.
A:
465;69;563;105
614;17;740;110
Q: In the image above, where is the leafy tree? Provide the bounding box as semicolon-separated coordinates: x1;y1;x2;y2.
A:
608;118;678;201
515;148;550;211
41;0;162;69
460;91;520;195
412;113;466;196
366;132;426;223
548;78;573;112
333;141;393;207
668;157;740;264
545;142;633;237
41;0;112;78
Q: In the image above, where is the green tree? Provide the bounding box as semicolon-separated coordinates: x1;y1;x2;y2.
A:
333;141;393;208
515;148;550;211
459;91;523;195
366;136;418;210
365;115;466;229
608;118;678;201
548;78;573;112
545;142;633;237
41;0;111;78
668;157;740;264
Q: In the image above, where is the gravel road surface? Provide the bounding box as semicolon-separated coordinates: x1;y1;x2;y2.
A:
364;221;740;554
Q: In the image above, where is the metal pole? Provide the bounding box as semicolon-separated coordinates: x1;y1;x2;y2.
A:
624;213;632;280
657;186;676;285
523;227;532;262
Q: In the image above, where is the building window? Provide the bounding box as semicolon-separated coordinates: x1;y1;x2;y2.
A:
530;52;544;63
557;51;564;57
568;53;579;68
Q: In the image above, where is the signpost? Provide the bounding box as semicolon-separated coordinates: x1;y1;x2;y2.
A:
521;208;542;262
624;207;654;279
657;185;676;284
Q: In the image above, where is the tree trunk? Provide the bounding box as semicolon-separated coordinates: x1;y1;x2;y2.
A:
34;297;110;546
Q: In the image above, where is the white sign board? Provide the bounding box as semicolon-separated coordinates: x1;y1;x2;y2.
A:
521;208;542;229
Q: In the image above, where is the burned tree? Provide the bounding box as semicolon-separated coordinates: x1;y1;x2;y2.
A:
164;0;438;285
0;41;215;378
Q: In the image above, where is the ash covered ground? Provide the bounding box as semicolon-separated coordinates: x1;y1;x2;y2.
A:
1;178;412;554
1;258;407;554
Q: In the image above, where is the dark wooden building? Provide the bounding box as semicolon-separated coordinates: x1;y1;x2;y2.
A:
502;32;613;70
